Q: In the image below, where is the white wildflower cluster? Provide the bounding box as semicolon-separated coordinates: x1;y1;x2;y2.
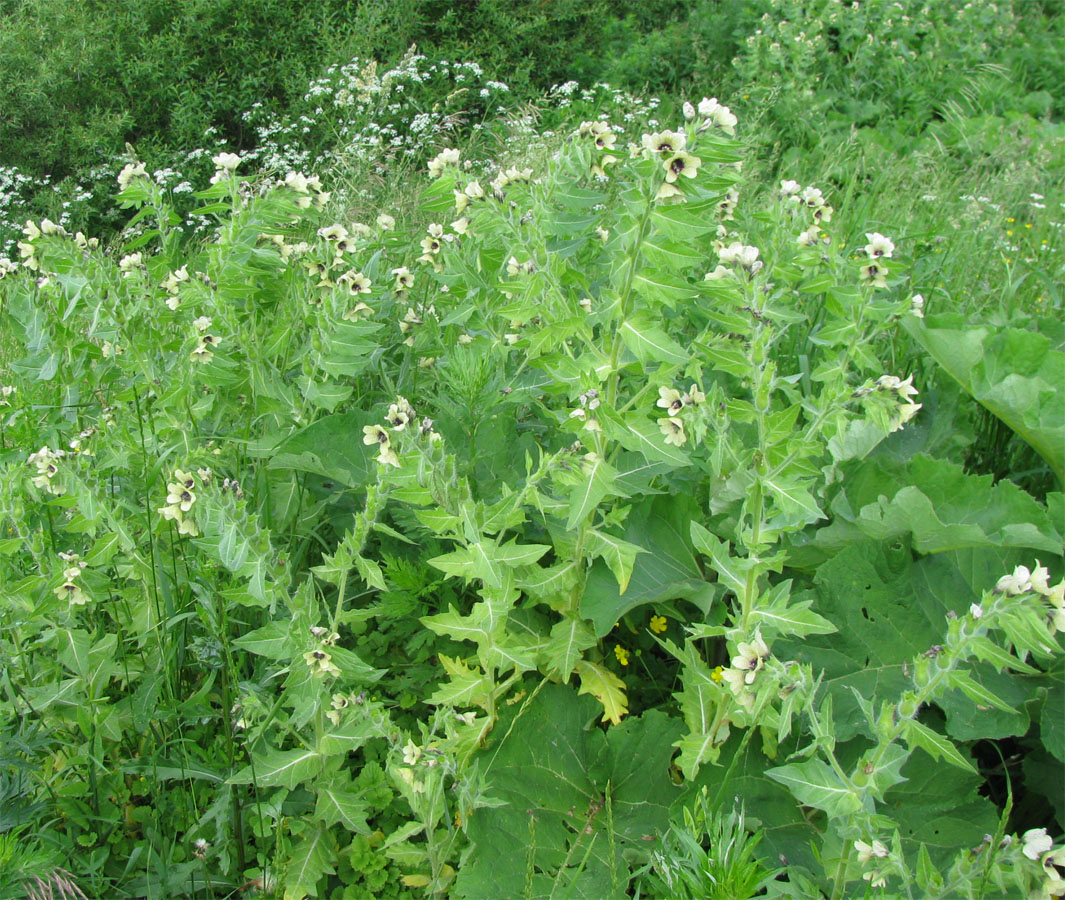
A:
860;232;896;289
780;180;835;247
282;171;330;209
27;446;65;494
362;397;439;469
991;562;1065;634
631;128;702;200
569;388;602;433
161;265;190;309
1022;828;1065;897
0;164;41;256
54;551;89;606
244;51;509;177
855;373;921;432
707;241;762;280
721;629;771;712
157;468;203;536
303;625;341;678
208;152;242;184
654;383;706;448
0;385;15;407
853;838;890;888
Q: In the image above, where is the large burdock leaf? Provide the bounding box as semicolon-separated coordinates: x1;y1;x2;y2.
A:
454;684;682;900
903;314;1064;485
811;454;1063;558
776;541;1048;744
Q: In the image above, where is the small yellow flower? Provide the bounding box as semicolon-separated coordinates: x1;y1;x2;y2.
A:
649;614;668;634
710;665;724;683
614;645;630;666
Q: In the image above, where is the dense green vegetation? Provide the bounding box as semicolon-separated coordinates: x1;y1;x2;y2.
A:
1;1;1063;898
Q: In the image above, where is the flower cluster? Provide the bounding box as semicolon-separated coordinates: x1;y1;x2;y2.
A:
118;252;144;278
392;266;414;299
1022;828;1065;897
994;562;1065;633
282;171;330;210
781;181;835;246
655;383;706;447
707;241;762;279
876;374;921;432
157;468;202;536
190;327;220;363
853;838;890;888
853;374;922;433
860;231;896;288
209;152;242;184
15;218;80;271
304;626;341;678
578;120;619;178
688;96;738;135
117;161;148;191
362;396;437;468
721;629;771;711
54;551;89;606
27;446;65;494
569;388;601;433
634;127;702;200
161;265;190;309
428;147;461;179
417;222;453;268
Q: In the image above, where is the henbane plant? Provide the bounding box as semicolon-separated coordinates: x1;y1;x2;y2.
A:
0;75;1061;900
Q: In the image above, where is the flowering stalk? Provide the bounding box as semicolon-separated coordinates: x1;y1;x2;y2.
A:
813;564;1065;899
